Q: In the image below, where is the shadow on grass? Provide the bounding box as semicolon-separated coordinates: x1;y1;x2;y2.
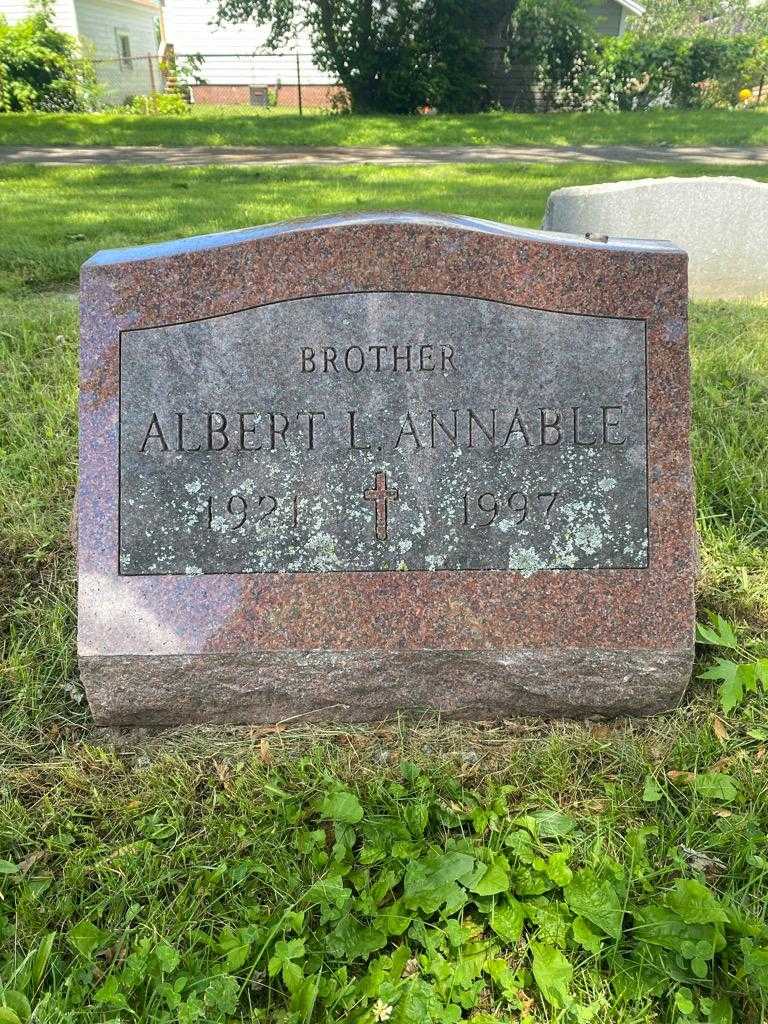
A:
2;107;768;148
3;160;768;293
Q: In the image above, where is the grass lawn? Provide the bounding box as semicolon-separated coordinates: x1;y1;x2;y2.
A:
3;160;768;296
1;160;767;1023
1;108;768;149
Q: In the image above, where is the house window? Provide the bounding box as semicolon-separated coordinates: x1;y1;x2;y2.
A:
117;33;132;70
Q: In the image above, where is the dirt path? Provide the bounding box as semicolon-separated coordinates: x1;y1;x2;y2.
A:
2;143;767;167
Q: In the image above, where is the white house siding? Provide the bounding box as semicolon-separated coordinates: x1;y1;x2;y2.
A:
75;0;160;102
0;0;158;103
76;0;157;56
586;0;625;36
161;0;334;87
0;0;79;36
0;0;36;23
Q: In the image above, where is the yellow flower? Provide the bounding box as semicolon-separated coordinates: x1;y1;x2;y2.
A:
739;87;753;103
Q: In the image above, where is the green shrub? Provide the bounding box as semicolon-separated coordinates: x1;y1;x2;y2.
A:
127;92;191;116
544;31;767;111
0;6;96;112
742;36;768;97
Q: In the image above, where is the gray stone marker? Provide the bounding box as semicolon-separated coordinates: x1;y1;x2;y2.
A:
120;294;649;576
78;212;697;725
542;176;768;299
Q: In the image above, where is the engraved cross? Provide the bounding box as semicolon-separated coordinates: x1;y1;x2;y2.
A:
363;471;399;542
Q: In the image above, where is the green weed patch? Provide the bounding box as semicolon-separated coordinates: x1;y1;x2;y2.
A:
2;749;768;1023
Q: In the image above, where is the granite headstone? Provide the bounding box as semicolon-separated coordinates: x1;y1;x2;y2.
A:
78;212;696;724
542;176;768;299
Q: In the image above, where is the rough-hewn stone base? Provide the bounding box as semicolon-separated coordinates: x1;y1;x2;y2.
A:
80;648;692;726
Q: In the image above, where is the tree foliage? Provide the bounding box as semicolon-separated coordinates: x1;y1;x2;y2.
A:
0;3;96;112
213;0;523;113
210;0;768;113
630;0;768;38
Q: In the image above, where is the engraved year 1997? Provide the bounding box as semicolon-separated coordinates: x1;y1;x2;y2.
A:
461;490;559;527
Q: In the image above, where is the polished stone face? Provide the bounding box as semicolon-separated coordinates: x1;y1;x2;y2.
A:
119;293;648;576
78;212;696;725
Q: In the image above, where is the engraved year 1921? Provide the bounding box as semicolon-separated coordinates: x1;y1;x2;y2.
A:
461;490;559;527
205;493;300;530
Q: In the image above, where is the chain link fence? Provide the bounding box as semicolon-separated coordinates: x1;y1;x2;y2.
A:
87;52;341;113
76;47;766;115
182;53;341;112
89;55;165;108
84;48;541;113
